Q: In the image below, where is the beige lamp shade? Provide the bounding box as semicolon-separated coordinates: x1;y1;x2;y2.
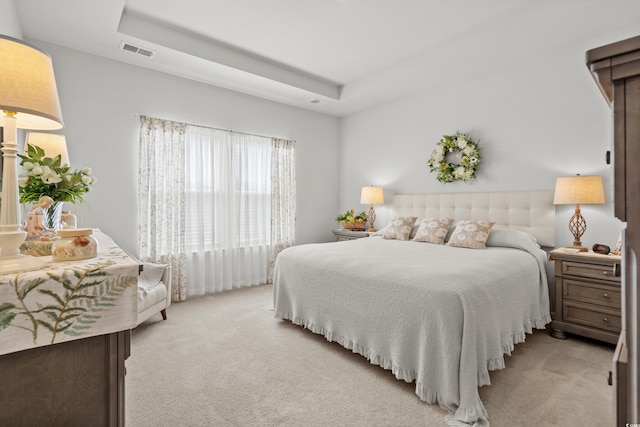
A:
26;132;70;165
360;186;385;205
553;175;605;205
0;34;64;130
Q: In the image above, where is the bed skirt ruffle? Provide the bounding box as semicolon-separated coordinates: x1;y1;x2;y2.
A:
274;310;549;426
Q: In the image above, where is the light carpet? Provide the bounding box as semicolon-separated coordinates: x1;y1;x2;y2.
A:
126;284;614;427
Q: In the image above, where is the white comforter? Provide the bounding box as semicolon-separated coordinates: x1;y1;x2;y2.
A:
273;229;551;426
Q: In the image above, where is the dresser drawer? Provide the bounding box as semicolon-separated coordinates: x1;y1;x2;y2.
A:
562;260;620;283
563;301;622;333
562;261;620;283
563;279;621;309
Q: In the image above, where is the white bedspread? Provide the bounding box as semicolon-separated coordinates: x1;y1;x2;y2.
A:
273;229;551;426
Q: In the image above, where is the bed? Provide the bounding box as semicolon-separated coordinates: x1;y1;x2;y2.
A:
272;191;555;426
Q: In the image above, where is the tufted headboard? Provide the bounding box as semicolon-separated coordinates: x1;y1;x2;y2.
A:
390;190;555;247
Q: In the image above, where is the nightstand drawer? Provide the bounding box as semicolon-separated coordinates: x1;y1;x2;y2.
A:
563;279;621;309
562;261;620;283
332;229;371;241
563;301;621;333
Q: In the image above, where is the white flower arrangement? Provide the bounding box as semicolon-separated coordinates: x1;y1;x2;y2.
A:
427;131;481;183
18;145;96;204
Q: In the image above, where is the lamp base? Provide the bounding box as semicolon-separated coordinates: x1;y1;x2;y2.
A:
0;229;45;274
366;205;378;234
0;253;45;275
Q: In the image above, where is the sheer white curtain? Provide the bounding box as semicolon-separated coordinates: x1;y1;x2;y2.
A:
139;117;295;299
185;126;272;295
138;116;188;301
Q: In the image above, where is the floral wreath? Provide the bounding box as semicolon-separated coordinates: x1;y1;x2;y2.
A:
427;131;481;183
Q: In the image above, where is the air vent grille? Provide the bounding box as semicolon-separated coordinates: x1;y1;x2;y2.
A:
120;41;155;58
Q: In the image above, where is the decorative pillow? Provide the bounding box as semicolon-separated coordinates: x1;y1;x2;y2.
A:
446;220;495;249
382;216;418;240
413;217;454;244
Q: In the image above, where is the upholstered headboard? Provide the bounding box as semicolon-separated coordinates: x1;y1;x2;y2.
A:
390;190;555;247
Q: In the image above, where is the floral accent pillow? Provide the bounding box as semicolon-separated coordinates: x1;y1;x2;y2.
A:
446;220;495;249
382;216;418;241
413;218;453;244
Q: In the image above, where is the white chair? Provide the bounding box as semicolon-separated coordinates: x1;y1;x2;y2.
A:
136;262;172;326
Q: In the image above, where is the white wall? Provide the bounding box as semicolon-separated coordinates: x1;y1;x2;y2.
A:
339;31;636;249
0;0;21;38
21;41;340;255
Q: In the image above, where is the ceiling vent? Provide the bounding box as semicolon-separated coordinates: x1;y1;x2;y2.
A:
120;41;155;58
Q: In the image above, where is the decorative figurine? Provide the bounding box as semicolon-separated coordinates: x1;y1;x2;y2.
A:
24;195;55;240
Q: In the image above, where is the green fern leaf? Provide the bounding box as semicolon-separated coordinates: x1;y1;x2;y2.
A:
38;289;66;306
36;319;56;332
19;278;47;299
0;303;17;330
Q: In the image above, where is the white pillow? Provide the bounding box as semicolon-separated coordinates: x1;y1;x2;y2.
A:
409;217;423;239
486;228;539;248
373;226;389;236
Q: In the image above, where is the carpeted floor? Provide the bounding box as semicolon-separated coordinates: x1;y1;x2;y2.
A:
126;284;614;427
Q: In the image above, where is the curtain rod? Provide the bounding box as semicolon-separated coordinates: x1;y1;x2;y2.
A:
136;114;291;141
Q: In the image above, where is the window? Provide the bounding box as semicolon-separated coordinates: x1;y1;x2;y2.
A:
185;127;271;251
138;116;295;300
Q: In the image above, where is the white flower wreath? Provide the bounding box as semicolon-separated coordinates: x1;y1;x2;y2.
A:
427;131;481;183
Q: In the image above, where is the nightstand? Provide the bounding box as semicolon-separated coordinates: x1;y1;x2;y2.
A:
332;229;372;241
548;248;621;344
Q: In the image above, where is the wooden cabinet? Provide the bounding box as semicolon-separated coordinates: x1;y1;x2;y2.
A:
332;229;372;241
0;231;138;427
587;34;640;425
0;330;130;427
549;249;621;344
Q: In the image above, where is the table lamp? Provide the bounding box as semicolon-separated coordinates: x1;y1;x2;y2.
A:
0;35;64;274
553;174;605;252
360;186;384;232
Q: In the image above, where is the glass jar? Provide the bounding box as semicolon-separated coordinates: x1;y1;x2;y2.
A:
52;228;98;261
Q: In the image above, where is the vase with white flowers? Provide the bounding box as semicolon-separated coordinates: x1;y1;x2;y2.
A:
18;145;96;229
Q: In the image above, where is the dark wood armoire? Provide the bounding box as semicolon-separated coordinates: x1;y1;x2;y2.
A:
587;35;640;426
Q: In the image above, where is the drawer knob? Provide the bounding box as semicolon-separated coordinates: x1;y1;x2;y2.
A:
602;317;609;323
603;293;610;299
602;270;612;277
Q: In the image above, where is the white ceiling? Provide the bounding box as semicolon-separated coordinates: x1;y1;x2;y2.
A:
13;0;640;116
